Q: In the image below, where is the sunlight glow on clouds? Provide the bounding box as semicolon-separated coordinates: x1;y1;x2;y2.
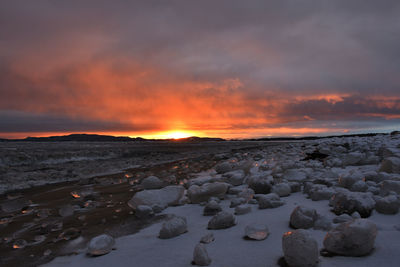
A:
0;1;400;138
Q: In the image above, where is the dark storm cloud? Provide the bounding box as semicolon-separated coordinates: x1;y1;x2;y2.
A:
0;0;400;136
0;110;158;133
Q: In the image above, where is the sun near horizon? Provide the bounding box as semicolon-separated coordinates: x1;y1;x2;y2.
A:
133;130;201;140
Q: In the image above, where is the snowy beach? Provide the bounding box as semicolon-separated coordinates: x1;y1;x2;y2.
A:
1;133;400;266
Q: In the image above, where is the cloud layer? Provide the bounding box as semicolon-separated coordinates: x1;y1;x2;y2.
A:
1;1;400;138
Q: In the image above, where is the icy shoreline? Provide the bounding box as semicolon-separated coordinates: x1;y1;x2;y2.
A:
2;133;400;266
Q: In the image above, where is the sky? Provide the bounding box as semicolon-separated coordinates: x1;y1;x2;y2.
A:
1;0;400;139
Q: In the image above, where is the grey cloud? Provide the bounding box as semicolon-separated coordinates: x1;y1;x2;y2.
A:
1;1;400;135
0;110;158;133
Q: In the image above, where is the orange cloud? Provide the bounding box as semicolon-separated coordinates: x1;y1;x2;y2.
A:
1;56;400;139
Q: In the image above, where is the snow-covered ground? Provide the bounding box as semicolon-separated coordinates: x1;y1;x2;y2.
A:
41;133;400;266
2;133;400;266
44;194;400;267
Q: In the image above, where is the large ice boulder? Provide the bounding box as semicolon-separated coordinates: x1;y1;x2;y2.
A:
193;243;211;266
323;219;377;256
257;193;285;209
128;185;185;211
283;169;307;182
140;176;163;189
308;184;335;201
207;211;236;229
229;197;246;208
342;152;365;166
330;191;376;218
245;223;269;240
223;170;245;186
350;180;368;192
134;205;154;219
290;206;318;229
87;234;115;256
282;229;319;267
379;157;400;173
235;204;252;215
247;175;273;194
272;183;291;197
215;161;234;174
159;216;188;239
380;180;400;195
203;200;222;216
338;171;364;189
187;182;229;204
375;195;400;214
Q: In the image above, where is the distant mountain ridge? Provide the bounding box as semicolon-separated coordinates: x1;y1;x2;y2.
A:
0;133;225;142
0;132;396;142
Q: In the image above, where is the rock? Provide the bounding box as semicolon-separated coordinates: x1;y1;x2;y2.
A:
323;219;378;256
208;197;221;203
364;171;380;182
187;182;229;204
140;176;163;189
128;185;185;211
230;197;246;208
258;193;285;209
248;176;273;194
379;157;400;173
272;183;291;197
186;176;219;188
342;152;364;166
237;188;255;201
228;185;248;195
248;199;258;204
59;205;74;217
223;170;245;186
326;157;343;167
333;214;353;224
235;204;252;215
314;215;332;231
87;234;115;256
135;205;154;219
193;243;211;266
207;211;236;229
380;180;400;195
290;206;318;229
367;186;380;195
203;200;222;216
215;161;233;174
283;169;308;182
308;185;335;201
245;223;269;240
289;182;301;193
375;195;399;214
303;182;314;195
331;191;376;218
159;216;188;239
338;171;363;189
200;233;214;244
282;229;319;267
350;180;368;192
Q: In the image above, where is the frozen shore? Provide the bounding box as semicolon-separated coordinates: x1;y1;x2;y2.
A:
1;133;400;266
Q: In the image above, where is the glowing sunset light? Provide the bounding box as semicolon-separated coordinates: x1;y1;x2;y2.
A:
141;130;200;140
0;1;400;139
